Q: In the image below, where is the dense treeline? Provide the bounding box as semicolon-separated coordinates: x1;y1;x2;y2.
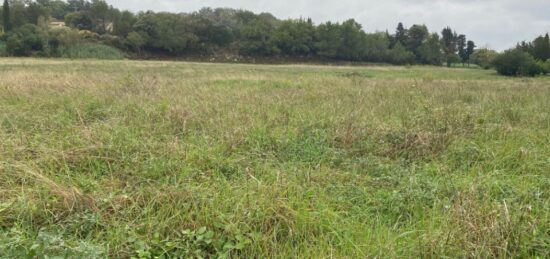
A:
1;0;549;76
1;0;480;66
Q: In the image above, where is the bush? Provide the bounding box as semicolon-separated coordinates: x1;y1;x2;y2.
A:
493;49;545;77
444;53;461;67
5;24;46;56
60;43;124;60
388;42;415;65
471;48;498;69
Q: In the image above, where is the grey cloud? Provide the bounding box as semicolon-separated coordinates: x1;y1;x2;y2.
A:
109;0;550;50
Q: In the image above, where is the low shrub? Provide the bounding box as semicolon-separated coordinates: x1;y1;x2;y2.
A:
471;48;498;69
493;49;545;77
60;43;124;60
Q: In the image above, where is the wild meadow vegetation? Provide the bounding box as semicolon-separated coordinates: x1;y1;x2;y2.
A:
0;59;549;258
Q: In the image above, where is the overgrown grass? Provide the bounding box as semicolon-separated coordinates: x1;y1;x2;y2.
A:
0;59;549;258
60;44;125;60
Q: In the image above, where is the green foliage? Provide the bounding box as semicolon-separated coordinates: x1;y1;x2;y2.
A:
41;0;72;20
417;33;443;65
133;12;199;54
531;34;550;61
25;2;50;25
47;27;85;55
315;19;368;61
441;27;457;67
238;13;278;56
0;41;6;56
2;0;11;32
545;59;550;73
388;42;415;65
314;22;341;59
124;31;145;52
127;227;253;258
406;24;428;55
465;40;476;65
394;22;407;46
0;1;486;67
0;228;105;258
113;10;136;37
5;24;45;56
471;48;498;69
444;53;460;67
65;12;93;30
363;32;392;62
457;34;467;64
271;19;315;56
493;49;545;77
60;43;124;59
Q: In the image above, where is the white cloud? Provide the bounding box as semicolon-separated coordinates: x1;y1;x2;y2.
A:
108;0;550;50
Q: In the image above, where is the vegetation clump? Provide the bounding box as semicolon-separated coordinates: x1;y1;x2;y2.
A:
493;49;545;76
60;43;124;59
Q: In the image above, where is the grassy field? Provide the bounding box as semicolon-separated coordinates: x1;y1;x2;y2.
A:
1;58;549;258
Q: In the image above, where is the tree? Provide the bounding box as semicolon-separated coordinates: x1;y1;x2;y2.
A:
388;42;415;65
406;24;428;61
337;19;368;60
113;10;136;37
315;22;341;59
417;33;443;65
5;24;46;56
315;19;368;61
67;0;91;12
394;22;407;46
531;34;550;61
465;40;476;66
2;0;11;32
441;27;457;67
471;48;498;69
8;0;29;28
363;32;391;62
271;19;315;56
39;0;71;20
89;0;111;33
26;2;51;25
493;49;544;77
125;31;145;54
133;12;199;54
65;12;93;30
238;13;277;56
457;34;467;66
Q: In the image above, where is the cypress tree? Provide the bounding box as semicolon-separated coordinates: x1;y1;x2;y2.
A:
466;40;476;66
2;0;10;32
457;34;467;66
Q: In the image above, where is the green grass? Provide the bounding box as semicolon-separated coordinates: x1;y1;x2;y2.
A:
60;44;125;60
0;59;549;258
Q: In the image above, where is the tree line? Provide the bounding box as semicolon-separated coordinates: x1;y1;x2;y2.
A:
1;0;480;66
1;0;549;77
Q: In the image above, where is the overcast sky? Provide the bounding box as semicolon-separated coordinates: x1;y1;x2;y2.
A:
109;0;550;51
